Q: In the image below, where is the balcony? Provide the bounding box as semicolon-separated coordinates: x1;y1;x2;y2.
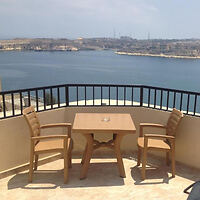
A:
0;84;200;199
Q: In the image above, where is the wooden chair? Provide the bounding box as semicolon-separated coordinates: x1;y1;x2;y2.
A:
137;108;184;180
23;106;73;183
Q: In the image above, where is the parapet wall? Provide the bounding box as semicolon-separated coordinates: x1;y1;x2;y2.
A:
0;106;199;174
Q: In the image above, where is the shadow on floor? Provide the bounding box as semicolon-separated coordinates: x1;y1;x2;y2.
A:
126;153;200;185
7;162;125;190
6;154;200;190
130;165;173;185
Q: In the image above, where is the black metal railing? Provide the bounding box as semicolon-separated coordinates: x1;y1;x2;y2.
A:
0;83;200;119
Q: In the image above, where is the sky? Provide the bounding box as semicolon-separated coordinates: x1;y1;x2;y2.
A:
0;0;200;39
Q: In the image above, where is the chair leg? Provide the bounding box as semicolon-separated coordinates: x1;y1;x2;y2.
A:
34;155;39;170
141;148;147;180
166;152;170;166
137;147;141;166
171;149;175;178
68;144;73;168
28;151;34;183
63;147;69;184
29;143;34;183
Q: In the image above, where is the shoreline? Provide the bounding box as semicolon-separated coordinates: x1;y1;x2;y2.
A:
115;51;200;59
1;49;200;60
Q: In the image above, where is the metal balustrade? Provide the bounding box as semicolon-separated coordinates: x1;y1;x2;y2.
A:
0;84;200;119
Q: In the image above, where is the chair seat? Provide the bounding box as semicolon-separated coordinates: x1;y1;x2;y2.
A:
137;137;171;150
35;139;64;153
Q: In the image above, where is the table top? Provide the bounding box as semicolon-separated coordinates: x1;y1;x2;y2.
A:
72;113;136;134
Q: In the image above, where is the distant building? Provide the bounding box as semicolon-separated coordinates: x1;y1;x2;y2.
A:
120;36;133;41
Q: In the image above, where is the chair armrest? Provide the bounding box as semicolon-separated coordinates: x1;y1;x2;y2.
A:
140;123;166;128
40;123;72;137
144;134;175;140
31;135;68;141
40;123;72;129
143;134;175;148
139;123;166;137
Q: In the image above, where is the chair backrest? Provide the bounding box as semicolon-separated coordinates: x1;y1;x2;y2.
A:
166;108;184;137
23;106;41;137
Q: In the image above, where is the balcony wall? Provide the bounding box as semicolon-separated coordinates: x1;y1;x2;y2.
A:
0;108;66;173
0;106;200;175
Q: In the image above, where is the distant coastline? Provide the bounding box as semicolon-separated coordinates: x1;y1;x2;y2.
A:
115;51;200;59
1;37;200;59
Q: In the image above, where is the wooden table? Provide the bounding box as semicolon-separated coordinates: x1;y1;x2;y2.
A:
72;113;136;179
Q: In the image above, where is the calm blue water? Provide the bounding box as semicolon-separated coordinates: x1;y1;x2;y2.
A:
0;50;200;92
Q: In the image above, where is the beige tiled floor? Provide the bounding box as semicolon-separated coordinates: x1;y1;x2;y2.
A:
0;154;199;200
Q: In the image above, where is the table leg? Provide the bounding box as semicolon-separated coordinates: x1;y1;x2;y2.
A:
80;134;94;179
81;143;88;165
114;134;126;178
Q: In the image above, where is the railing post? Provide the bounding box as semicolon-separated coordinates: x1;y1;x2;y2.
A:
2;94;6;118
140;86;143;107
65;86;69;106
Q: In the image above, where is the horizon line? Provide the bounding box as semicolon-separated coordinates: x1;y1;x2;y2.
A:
0;36;200;41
